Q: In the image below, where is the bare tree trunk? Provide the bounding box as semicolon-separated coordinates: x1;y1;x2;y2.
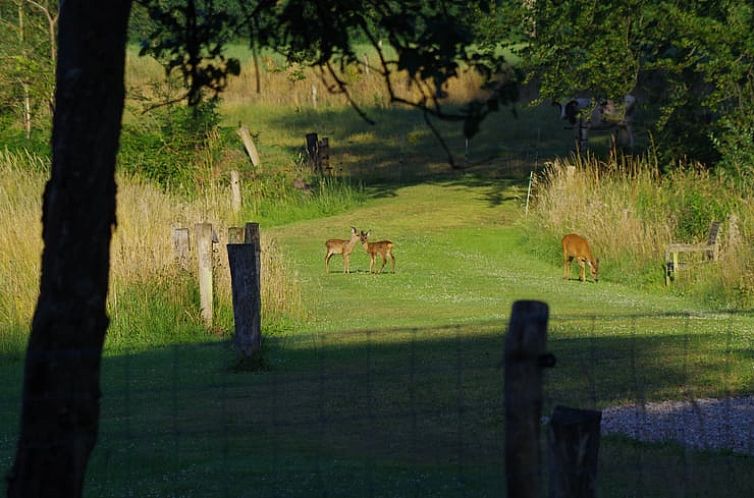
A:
7;1;133;497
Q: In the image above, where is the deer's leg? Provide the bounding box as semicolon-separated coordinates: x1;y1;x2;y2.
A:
578;258;586;281
369;255;375;273
344;254;350;273
563;256;572;279
325;251;333;273
378;253;387;273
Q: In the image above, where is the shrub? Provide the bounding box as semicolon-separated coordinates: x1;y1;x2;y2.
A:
528;154;754;306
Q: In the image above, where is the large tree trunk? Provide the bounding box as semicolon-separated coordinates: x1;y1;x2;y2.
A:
7;1;132;497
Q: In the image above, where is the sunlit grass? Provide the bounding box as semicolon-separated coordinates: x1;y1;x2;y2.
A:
0;149;304;357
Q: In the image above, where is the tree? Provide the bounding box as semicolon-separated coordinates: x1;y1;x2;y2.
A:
7;1;514;496
522;0;754;167
7;1;132;496
0;1;57;138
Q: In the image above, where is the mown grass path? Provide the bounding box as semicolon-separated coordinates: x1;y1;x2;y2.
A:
271;179;698;332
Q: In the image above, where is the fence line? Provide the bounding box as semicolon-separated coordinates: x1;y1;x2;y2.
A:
2;311;754;496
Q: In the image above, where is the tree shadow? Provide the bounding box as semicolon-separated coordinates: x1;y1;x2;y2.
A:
3;313;750;496
261;102;578;199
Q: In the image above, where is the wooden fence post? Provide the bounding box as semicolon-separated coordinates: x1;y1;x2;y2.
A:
237;124;261;167
227;243;261;357
230;170;242;213
172;227;190;270
306;132;320;174
548;406;602;498
195;223;215;327
244;222;262;284
505;300;552;498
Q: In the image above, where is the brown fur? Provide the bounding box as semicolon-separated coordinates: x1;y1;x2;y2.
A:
562;233;599;282
359;230;395;274
325;226;360;273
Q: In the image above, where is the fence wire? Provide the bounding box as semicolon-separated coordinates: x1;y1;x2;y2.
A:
1;312;753;497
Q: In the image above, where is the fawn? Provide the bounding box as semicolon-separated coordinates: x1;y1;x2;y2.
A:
325;226;361;273
562;233;599;282
359;230;395;273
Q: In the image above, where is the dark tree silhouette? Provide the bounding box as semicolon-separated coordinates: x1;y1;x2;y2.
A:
7;1;133;496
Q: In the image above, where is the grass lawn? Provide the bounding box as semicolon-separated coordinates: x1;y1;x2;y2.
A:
1;103;753;496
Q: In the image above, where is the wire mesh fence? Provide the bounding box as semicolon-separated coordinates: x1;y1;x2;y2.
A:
2;311;754;497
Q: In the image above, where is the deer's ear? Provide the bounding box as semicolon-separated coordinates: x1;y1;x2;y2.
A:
351;226;357;233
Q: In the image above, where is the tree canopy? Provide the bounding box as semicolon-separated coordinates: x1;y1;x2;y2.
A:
523;0;754;167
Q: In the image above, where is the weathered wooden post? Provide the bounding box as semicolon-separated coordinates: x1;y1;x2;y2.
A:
227;243;261;358
306;132;320;174
228;227;244;244
548;406;602;498
237;124;261;167
230;170;242;213
244;222;262;282
172;227;190;270
505;300;553;498
195;223;215;327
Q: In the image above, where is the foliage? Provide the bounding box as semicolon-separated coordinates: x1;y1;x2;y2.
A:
120;99;221;189
135;0;521;166
137;0;241;105
0;149;305;358
529;155;754;306
523;0;754;168
0;1;56;133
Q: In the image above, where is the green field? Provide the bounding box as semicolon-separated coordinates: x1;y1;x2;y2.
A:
3;145;754;496
1;57;753;496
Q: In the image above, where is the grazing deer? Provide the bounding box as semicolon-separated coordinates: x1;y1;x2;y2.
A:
325;226;361;273
359;230;395;273
562;233;599;282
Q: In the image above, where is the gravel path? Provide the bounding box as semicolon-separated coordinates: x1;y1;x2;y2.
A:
601;396;754;455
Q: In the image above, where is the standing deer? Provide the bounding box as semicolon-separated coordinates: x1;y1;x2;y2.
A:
359;230;395;274
325;226;361;273
562;233;599;282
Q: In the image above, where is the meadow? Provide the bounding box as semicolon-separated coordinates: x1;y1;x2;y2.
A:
1;46;753;496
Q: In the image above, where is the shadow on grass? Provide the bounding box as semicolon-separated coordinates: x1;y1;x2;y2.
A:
3;313;752;497
259;103;578;197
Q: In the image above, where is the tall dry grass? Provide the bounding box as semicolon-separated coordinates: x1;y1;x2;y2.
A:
125;49;497;111
530;154;754;306
0;149;303;356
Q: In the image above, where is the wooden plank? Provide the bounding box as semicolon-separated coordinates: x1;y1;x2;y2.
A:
237;125;261;167
305;132;320;173
505;300;550;498
195;223;215;327
227;243;261;357
244;222;262;289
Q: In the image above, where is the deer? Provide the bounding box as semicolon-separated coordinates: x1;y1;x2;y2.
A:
359;230;395;274
562;233;599;282
325;226;361;273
